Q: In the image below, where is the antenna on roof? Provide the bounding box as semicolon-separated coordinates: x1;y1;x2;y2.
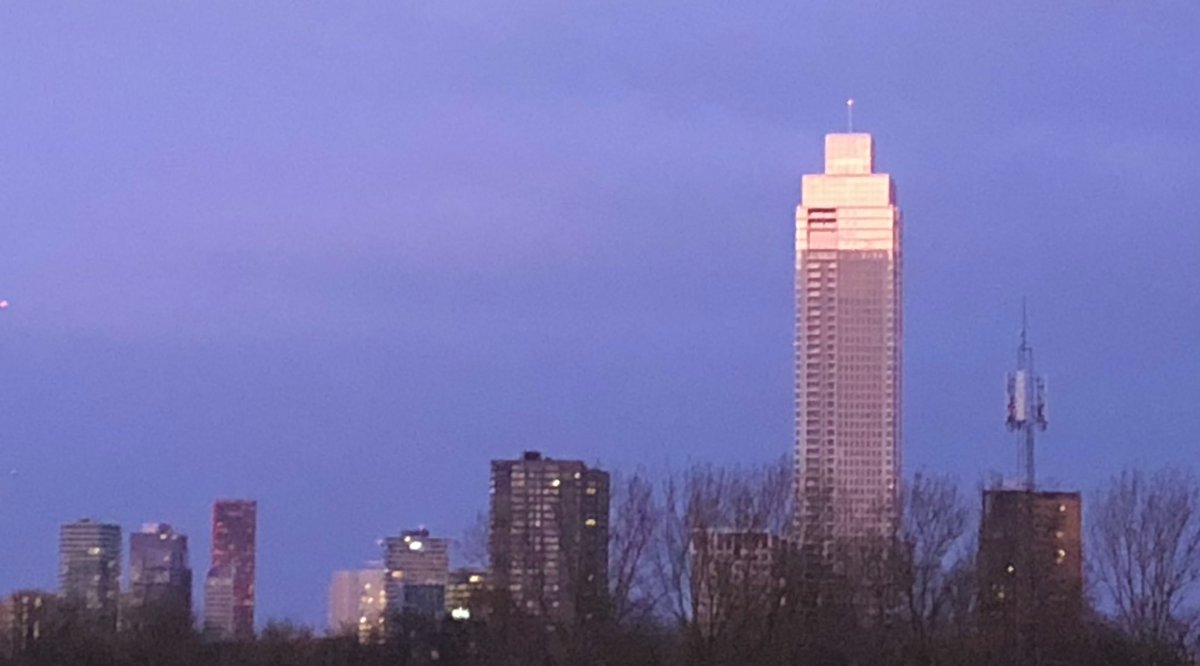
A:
1020;296;1028;349
846;98;855;132
1006;299;1048;490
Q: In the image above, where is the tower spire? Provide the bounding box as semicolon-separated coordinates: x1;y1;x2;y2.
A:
846;98;855;132
1020;296;1028;350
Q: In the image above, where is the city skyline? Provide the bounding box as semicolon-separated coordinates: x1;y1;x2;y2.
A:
1;3;1198;629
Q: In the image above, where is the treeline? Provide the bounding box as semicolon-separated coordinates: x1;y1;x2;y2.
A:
4;462;1200;666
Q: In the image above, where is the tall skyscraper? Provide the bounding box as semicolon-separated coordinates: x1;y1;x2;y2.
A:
204;499;256;640
383;529;449;621
128;523;192;619
794;131;902;544
489;451;609;624
328;567;387;642
58;519;121;631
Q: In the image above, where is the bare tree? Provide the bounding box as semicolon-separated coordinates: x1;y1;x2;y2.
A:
458;511;490;570
649;457;794;665
897;472;971;642
1092;466;1200;645
608;469;660;625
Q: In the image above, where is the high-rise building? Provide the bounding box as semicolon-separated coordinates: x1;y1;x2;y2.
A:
978;489;1082;655
58;519;121;631
128;523;192;619
383;529;449;621
794;131;902;544
0;590;56;657
203;566;235;640
328;567;387;642
204;499;256;640
977;322;1079;658
445;568;488;621
489;451;609;624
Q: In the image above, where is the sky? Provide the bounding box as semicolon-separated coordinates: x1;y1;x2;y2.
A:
0;2;1197;628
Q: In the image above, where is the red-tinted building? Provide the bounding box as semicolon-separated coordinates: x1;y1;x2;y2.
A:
204;499;256;640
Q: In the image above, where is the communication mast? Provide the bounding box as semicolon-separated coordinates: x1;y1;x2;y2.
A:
1005;302;1048;490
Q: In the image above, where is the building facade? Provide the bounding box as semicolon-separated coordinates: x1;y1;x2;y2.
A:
795;133;902;544
489;451;609;624
445;569;488;621
978;489;1083;656
328;567;387;642
0;590;56;657
383;529;449;620
128;523;192;619
691;530;791;638
58;519;122;631
204;499;256;640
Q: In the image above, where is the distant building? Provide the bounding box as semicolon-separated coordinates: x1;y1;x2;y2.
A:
128;523;192;619
794;131;903;545
445;569;488;621
59;519;121;631
978;489;1082;654
0;590;56;657
384;529;449;621
203;566;236;640
328;567;387;642
489;451;609;624
204;499;256;640
691;530;791;637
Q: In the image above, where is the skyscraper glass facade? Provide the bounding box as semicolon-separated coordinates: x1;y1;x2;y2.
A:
795;133;901;543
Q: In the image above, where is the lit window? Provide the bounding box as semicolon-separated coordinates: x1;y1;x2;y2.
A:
585;518;596;527
550;479;561;488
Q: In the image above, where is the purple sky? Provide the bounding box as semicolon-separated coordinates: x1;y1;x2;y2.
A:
1;3;1197;628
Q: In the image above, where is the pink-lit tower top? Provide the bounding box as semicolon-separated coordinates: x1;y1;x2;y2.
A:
795;129;902;543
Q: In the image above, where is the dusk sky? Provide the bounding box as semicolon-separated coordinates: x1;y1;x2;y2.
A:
1;3;1197;628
